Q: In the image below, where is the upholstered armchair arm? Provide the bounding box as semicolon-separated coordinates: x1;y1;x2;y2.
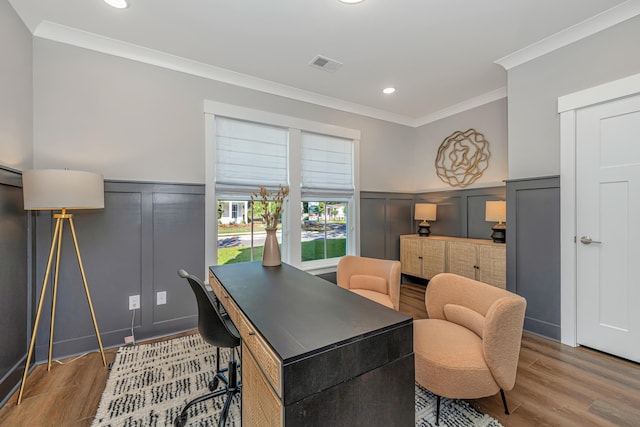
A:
387;260;401;311
483;295;526;391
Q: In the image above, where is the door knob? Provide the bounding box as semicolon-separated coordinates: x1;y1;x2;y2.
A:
580;236;601;244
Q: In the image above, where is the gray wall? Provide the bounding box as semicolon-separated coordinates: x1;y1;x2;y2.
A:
361;186;506;261
508;14;640;180
0;168;30;406
360;193;414;260
0;0;32;171
32;181;203;361
507;176;560;340
0;0;32;406
415;186;506;240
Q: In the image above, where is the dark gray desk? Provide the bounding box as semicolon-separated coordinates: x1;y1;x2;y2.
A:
209;261;414;427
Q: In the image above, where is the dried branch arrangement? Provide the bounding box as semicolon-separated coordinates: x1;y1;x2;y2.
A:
251;185;290;229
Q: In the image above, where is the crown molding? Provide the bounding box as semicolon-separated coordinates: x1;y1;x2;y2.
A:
33;21;508;128
495;0;640;71
34;21;418;126
411;87;507;128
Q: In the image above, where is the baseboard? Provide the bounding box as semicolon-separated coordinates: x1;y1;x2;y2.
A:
524;316;560;341
34;317;198;363
0;355;30;408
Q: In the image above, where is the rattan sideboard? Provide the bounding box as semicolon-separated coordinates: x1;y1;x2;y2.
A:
400;235;506;288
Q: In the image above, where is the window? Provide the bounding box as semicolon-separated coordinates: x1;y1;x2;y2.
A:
214;117;288;265
205;101;360;272
300;132;353;263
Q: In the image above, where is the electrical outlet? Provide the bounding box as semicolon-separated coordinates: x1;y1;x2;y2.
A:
129;295;140;310
157;291;167;305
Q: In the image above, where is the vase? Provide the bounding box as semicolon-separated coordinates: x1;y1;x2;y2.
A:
262;227;281;267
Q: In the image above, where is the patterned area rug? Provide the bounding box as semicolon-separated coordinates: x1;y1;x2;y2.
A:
92;334;503;427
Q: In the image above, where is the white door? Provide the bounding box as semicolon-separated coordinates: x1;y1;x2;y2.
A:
576;94;640;362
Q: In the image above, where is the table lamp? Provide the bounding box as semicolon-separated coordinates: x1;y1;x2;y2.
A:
415;203;437;236
18;169;107;404
485;200;506;243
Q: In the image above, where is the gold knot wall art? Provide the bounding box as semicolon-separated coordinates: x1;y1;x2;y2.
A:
435;128;490;188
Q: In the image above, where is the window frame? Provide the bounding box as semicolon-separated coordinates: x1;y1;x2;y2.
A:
205;101;360;274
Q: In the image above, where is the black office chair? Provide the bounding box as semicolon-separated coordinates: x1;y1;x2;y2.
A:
175;269;241;427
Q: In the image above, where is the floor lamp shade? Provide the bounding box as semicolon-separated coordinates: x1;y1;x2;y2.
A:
23;169;104;210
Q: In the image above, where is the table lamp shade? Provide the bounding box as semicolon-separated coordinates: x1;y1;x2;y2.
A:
23;169;105;210
415;203;437;221
485;201;506;223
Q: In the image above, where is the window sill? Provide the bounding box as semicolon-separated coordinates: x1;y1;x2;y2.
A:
299;259;340;275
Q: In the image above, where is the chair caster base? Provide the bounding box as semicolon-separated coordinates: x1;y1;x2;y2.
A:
175;413;188;427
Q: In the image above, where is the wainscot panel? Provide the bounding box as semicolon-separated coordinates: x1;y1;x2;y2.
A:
33;181;204;361
360;187;506;266
360;192;413;260
0;166;30;407
506;176;560;340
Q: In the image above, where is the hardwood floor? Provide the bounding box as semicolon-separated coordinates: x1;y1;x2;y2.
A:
0;349;117;427
1;284;639;426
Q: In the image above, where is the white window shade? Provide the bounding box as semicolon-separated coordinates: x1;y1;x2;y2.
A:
215;117;288;193
301;132;354;197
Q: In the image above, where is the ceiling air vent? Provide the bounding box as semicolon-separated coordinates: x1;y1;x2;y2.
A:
309;55;343;73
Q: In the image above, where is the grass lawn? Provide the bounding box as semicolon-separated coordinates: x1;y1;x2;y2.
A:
301;239;347;262
218;245;263;264
218;238;347;264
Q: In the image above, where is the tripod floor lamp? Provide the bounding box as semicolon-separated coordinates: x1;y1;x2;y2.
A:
18;169;107;404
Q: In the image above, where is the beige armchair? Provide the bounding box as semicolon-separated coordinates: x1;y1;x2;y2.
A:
337;255;401;310
414;273;526;425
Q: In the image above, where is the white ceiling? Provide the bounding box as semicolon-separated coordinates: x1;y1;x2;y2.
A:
8;0;638;126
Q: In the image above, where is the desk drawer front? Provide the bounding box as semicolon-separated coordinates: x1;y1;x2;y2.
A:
243;343;283;427
210;273;283;397
210;274;241;326
238;310;282;397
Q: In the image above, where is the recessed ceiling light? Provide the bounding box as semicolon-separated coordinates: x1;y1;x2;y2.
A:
339;0;366;4
104;0;129;9
383;87;396;95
